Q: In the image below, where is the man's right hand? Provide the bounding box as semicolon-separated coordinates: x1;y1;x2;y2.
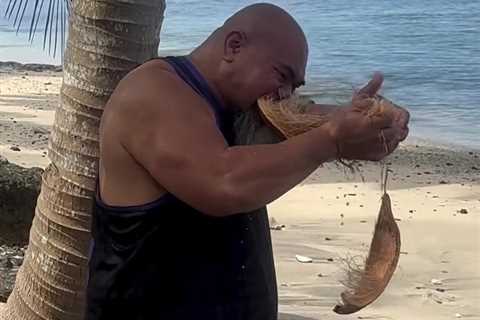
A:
326;72;410;161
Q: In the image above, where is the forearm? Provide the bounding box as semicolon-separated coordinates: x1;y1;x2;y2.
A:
304;102;348;115
221;125;337;214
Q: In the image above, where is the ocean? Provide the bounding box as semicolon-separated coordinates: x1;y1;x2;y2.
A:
1;0;479;149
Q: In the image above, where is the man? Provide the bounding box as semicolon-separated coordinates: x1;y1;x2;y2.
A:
86;3;409;320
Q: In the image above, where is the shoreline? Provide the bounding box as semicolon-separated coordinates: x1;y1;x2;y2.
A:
0;61;62;73
1;60;479;154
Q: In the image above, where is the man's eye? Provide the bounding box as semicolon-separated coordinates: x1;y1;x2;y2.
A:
274;68;287;82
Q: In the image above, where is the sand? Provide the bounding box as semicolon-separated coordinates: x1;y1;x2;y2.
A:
1;66;479;319
0;67;59;168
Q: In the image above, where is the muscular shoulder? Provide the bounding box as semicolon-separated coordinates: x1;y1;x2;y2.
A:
108;60;204;118
102;59;217;144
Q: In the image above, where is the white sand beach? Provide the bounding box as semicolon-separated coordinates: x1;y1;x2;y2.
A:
1;67;479;320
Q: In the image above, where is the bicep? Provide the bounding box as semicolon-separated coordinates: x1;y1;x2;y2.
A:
122;84;236;215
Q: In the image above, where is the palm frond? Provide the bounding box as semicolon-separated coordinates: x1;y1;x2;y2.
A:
2;0;71;59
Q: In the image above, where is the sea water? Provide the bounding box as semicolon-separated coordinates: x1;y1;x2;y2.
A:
1;0;479;149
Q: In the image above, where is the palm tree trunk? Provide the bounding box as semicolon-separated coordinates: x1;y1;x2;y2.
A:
1;0;166;319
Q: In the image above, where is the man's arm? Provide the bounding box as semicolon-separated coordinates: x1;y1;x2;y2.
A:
120;69;337;217
119;69;406;217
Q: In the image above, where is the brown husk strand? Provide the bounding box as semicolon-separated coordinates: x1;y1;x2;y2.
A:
257;95;401;314
257;96;324;138
334;165;400;314
257;94;398;140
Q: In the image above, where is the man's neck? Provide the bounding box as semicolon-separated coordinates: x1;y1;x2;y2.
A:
187;50;232;112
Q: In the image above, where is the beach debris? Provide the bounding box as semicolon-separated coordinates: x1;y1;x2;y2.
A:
295;255;313;263
425;291;456;304
458;208;468;214
431;279;443;285
33;127;49;135
325;237;332;241
435;288;445;292
317;273;324;277
455;313;463;318
0;245;26;302
269;217;285;230
446;162;453;166
439;180;448;184
10;146;20;152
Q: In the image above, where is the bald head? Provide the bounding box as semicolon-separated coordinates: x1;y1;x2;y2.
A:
191;3;308;110
221;3;307;50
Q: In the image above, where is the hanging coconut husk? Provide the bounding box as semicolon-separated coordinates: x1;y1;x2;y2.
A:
257;95;402;314
333;166;400;314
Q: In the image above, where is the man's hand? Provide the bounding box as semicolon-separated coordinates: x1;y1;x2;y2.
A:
311;72;410;161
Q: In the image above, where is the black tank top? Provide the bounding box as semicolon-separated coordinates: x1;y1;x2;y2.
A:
86;56;278;320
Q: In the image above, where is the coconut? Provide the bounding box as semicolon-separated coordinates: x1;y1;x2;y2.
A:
257;95;402;314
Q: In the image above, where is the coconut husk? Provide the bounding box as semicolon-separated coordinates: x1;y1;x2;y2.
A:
333;166;400;314
257;96;324;139
257;94;396;140
257;95;401;314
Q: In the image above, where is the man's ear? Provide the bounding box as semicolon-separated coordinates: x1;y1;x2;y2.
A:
223;31;247;63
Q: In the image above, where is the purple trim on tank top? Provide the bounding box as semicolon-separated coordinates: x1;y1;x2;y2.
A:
95;176;177;214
